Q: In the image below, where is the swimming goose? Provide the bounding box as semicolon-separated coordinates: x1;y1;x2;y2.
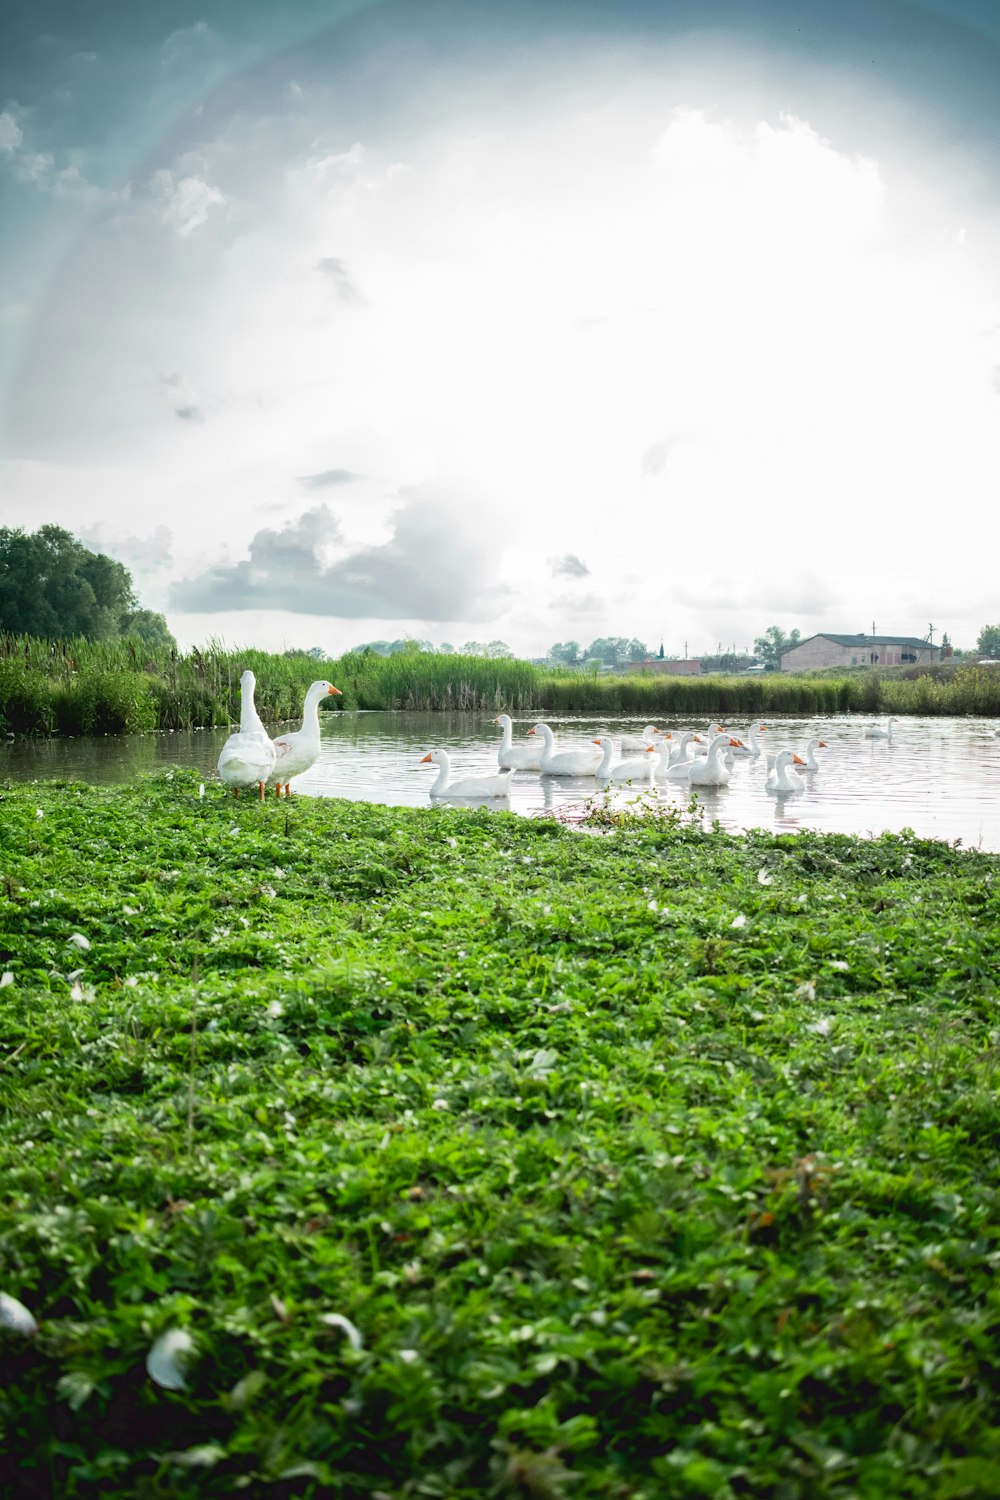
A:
592;738;656;783
420;749;515;798
493;713;544;770
528;722;604;776
766;749;807;794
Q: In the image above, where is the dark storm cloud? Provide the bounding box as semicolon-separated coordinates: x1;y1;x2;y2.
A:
169;492;496;619
297;468;361;488
551;553;589;578
317;256;364;303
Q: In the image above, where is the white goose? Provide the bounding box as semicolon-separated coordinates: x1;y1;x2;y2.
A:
493;713;543;771
592;737;656;783
663;731;702;767
528;722;604;776
798;736;827;772
269;679;343;796
420;749;515;798
217;669;277;800
766;749;807;794
654;733;699;779
731;723;766;758
619;724;663;753
689;733;738;786
864;717;896;740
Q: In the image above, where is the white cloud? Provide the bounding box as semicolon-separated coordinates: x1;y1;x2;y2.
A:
151;169;225;235
5;34;1000;654
0;112;23;153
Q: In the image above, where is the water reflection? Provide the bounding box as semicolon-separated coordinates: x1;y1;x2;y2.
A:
2;711;999;851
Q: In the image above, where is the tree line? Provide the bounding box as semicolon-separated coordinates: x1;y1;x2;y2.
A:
0;526;175;649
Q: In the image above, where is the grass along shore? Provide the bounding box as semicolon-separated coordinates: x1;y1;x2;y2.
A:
2;776;999;1497
1;635;999;736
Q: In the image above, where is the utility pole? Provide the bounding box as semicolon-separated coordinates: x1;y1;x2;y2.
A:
927;623;935;644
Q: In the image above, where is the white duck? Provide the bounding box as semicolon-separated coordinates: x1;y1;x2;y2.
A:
217;669;277;800
493;713;543;770
528;722;604;776
619;724;663;753
269;679;343;796
766;749;807;794
688;733;738;786
592;737;656;783
420;749;515;798
864;717;896;740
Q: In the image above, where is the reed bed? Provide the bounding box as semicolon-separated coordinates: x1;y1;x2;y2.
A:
2;634;998;735
0;636;538;734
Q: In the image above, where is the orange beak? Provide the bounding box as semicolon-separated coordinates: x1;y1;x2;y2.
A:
593;739;602;746
645;745;656;753
818;740;828;748
792;754;806;765
527;727;536;736
730;738;744;747
329;685;342;694
420;753;433;763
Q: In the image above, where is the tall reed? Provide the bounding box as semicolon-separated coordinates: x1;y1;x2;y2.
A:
1;633;997;736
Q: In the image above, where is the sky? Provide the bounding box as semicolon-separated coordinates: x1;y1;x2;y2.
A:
2;0;999;659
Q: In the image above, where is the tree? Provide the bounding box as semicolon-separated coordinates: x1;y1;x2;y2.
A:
484;640;513;658
121;610;177;651
753;625;801;670
461;641;487;656
548;641;581;666
438;642;456;655
0;525;136;640
976;624;1000;659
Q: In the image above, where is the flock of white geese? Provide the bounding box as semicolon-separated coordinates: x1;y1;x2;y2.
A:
216;670;918;803
419;714;844;799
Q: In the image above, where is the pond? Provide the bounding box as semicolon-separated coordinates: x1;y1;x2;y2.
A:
3;711;1000;851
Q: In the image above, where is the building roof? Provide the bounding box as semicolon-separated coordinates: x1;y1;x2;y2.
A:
787;633;936;651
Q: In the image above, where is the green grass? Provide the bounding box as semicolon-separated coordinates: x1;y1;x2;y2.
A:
2;776;999;1497
1;635;998;735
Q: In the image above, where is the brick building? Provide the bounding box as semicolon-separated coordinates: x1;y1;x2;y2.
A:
626;658;703;676
780;633;940;672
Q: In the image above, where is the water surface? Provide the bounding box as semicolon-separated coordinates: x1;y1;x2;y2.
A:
3;712;999;851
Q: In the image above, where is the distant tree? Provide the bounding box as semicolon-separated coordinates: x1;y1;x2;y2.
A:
438;642;456;654
306;646;328;661
121;610;176;651
628;638;649;663
484;640;513;658
976;624;1000;658
0;525;136;640
461;641;487;656
548;641;581;666
753;625;801;670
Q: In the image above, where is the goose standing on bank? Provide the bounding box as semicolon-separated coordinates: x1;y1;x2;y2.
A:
420;750;515;798
269;679;343;796
528;722;604;776
493;713;543;770
217;669;277;800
